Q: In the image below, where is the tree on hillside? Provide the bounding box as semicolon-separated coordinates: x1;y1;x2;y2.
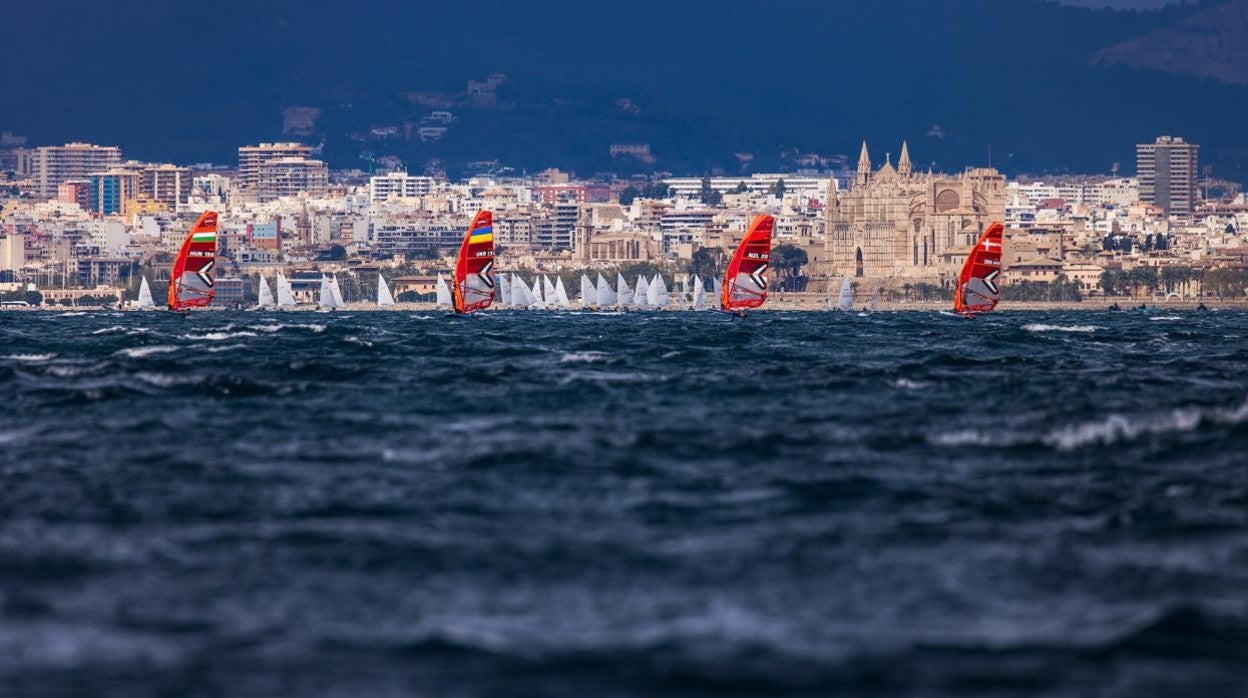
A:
772;178;787;199
733;181;748;194
700;177;722;206
690;247;724;280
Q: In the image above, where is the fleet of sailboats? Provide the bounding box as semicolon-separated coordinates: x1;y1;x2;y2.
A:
156;208;1009;317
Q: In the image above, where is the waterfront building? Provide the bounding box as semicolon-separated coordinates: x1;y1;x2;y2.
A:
824;141;1006;281
23;143;122;199
1137;136;1199;217
666;174;835;207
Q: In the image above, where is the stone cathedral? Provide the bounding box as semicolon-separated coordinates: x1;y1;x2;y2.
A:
824;141;1006;283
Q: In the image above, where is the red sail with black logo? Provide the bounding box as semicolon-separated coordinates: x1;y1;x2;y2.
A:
453;210;496;314
953;221;1004;316
168;211;218;310
721;214;774;312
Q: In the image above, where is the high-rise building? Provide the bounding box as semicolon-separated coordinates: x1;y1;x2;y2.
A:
254;157;328;202
88;169;140;216
237;142;312;196
1137;136;1199;217
139;164;192;210
25;143;123;199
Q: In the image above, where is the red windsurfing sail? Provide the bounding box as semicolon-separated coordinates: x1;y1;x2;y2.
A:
954;222;1004;316
453;210;496;314
168;211;218;310
721;214;774;312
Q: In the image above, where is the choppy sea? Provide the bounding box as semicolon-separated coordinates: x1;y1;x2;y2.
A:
1;309;1246;697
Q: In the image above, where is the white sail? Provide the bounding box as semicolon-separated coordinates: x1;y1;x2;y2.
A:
531;277;545;306
597;273;616;307
692;276;709;311
712;276;723;296
511;274;528;307
648;274;669;308
329;275;346;308
377;275;395;306
276;273;296;308
435;272;453;309
616;272;633;308
634;276;649;308
543;275;557;304
554;277;572;309
257;277;275;308
838;276;853;312
580;274;595;309
499;274;512;306
137;276;155;309
869;288;880;313
318;276;336;310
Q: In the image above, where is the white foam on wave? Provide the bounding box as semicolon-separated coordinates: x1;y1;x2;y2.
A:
135;371;203;388
1149;316;1183;322
344;336;375;348
180;331;259;341
56;312;89;317
1022;324;1101;334
115;345;179;359
892;378;928;390
3;353;56;362
248;323;326;334
932;398;1248;451
560;351;608;364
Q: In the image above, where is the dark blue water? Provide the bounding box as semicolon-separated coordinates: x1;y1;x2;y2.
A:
2;310;1247;697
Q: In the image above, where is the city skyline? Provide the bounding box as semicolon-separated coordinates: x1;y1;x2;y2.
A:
2;1;1245;179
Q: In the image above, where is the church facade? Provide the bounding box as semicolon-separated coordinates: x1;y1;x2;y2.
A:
823;142;1006;283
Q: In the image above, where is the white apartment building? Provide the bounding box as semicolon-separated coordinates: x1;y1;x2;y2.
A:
23;143;123;199
369;172;435;201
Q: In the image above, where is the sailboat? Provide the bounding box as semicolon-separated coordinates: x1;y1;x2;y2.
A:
953;221;1004;318
377;274;395;306
720;214;774;316
328;275;346;308
435;272;453;309
835;277;853;312
276;273;296;309
167;210;218;311
452;210;497;315
691;276;709;311
499;274;512;307
868;288;880;313
542;276;558;306
580;274;595;310
510;273;528;308
596;273;616;308
136;276;156;310
616;273;633;309
648;274;670;308
530;277;546;309
712;276;723;297
634;276;649;309
257;277;275;309
318;275;338;311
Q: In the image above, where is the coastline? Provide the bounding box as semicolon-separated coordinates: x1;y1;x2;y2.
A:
2;299;1242;313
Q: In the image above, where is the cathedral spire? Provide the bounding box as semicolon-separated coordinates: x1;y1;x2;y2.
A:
856;141;872;186
898;141;912;177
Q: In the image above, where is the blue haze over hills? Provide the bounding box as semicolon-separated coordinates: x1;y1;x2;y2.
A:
2;0;1245;179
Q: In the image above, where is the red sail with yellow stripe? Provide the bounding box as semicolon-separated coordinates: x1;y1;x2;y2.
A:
453;210;496;314
954;222;1004;316
168;211;218;311
721;214;774;312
